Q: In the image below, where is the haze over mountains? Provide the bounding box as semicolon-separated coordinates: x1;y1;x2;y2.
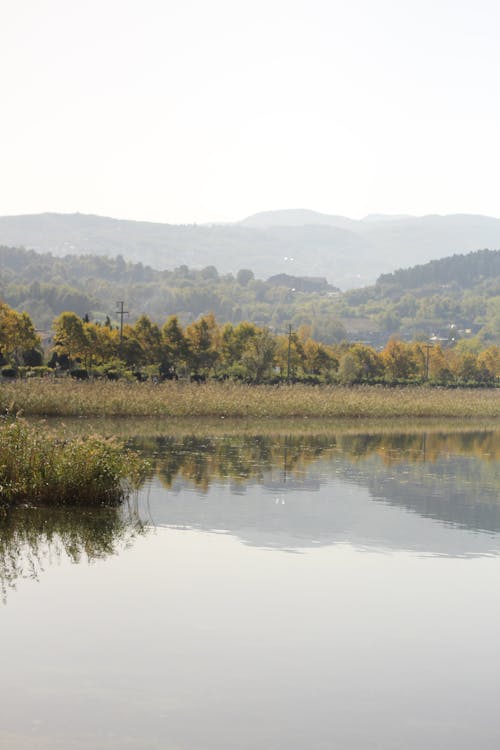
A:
1;210;500;289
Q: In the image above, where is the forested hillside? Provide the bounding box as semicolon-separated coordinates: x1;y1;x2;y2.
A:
378;249;500;289
0;245;346;342
346;249;500;344
2;210;500;288
0;245;498;346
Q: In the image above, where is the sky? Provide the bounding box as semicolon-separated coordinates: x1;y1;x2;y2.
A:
1;0;499;224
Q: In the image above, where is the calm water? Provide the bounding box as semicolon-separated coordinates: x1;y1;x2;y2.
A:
1;427;500;749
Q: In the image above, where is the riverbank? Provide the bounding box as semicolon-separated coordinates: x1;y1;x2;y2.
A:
1;380;499;418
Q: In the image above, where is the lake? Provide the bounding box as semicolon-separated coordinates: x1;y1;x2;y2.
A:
1;424;500;749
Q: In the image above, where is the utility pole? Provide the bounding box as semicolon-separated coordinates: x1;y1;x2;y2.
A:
116;301;129;349
424;342;433;381
287;324;292;384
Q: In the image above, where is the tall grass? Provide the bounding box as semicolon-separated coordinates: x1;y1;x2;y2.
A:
1;379;499;419
0;418;146;509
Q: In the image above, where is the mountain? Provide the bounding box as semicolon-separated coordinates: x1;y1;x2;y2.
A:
240;208;359;230
1;211;500;289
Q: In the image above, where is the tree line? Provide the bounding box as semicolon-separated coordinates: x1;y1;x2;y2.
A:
1;303;498;385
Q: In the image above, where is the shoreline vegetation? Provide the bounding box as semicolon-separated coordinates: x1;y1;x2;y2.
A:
0;418;146;511
1;380;499;419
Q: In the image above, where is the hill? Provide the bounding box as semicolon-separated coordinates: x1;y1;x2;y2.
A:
377;248;500;290
343;249;500;345
1;211;500;289
0;245;498;347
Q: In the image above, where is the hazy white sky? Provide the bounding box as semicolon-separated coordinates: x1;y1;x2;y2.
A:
1;0;499;223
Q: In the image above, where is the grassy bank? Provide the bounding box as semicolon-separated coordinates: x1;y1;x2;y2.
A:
0;419;145;510
1;379;499;419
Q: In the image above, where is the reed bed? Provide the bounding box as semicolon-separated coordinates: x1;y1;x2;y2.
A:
0;418;145;509
1;379;499;419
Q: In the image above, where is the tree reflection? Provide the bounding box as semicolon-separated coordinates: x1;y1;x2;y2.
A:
0;502;146;603
128;430;500;491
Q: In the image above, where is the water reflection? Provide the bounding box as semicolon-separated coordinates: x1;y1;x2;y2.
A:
2;425;500;749
1;428;499;597
0;501;146;602
130;430;500;490
130;430;500;556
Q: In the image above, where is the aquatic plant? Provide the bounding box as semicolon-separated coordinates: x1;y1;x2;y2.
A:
0;418;146;509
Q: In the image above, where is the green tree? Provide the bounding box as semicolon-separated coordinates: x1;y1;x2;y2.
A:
236;269;254;286
239;328;276;382
338;344;382;384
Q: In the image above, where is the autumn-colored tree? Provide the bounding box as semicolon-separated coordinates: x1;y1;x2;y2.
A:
162;316;189;376
275;330;305;380
53;312;88;366
0;303;40;363
477;346;500;380
184;314;220;376
303;339;338;377
381;338;418;381
427;345;454;382
77;322;120;369
132;314;163;365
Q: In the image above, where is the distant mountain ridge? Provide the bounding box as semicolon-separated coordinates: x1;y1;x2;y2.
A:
1;210;500;289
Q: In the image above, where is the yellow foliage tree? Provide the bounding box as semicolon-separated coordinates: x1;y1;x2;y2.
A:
0;302;40;363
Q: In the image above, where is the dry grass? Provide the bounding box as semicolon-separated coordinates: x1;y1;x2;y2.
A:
1;379;499;419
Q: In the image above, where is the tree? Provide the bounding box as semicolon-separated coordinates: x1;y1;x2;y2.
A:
220;321;260;372
184;314;219;376
162;316;189;375
133;315;162;365
236;269;254;286
338;344;382;383
427;345;454;383
477;346;500;380
53;312;88;366
240;328;277;382
303;339;338;377
81;322;119;369
275;330;305;380
0;303;40;364
381;338;418;381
